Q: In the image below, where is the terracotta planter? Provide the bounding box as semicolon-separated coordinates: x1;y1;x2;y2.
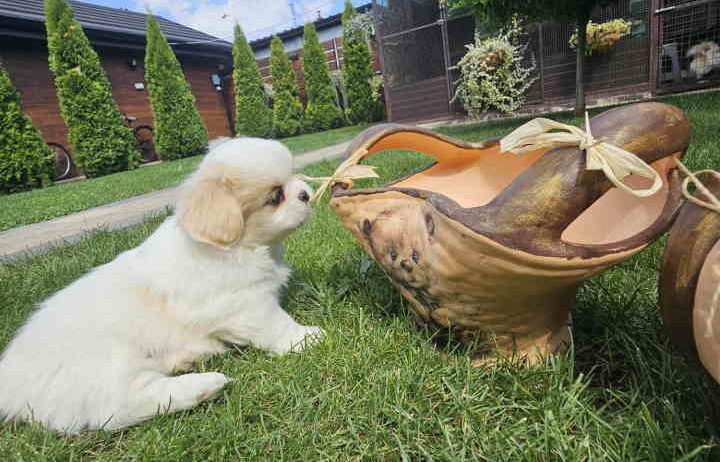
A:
330;102;690;365
660;171;720;382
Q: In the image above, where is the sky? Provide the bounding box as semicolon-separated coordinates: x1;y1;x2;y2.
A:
82;0;369;41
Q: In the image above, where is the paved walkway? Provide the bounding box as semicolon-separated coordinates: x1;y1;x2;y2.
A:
0;141;351;262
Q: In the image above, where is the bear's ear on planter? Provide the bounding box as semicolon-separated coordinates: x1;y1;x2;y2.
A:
362;219;373;237
425;213;435;237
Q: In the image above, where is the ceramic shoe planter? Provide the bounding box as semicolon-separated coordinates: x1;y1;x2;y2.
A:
660;171;720;382
329;102;690;365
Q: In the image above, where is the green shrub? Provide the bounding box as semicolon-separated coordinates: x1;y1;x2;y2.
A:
270;36;304;137
0;65;54;194
145;14;208;160
453;18;537;116
44;0;139;178
302;23;345;132
341;0;377;124
233;24;272;137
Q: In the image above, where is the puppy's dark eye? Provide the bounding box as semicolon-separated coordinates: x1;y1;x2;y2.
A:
267;186;285;206
411;250;419;263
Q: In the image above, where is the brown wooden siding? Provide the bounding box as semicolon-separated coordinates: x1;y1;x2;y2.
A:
385;76;449;122
182;58;233;140
256;36;382;103
0;39;67;147
0;38;233;167
102;48;154;131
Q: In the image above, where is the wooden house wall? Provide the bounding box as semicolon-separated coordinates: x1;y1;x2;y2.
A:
384;76;450;122
255;36;382;102
102;48;154;137
0;38;233;161
0;40;67;147
181;58;233;139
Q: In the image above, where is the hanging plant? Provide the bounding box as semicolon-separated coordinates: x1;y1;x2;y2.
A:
452;18;537;116
570;19;632;56
345;11;375;41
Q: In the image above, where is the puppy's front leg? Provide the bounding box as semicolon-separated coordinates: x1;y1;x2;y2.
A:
220;302;324;354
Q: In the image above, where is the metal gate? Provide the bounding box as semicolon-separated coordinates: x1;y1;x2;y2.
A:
653;0;720;92
373;0;471;122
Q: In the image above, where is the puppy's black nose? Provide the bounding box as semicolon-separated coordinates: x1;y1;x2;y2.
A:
400;259;413;272
298;190;310;203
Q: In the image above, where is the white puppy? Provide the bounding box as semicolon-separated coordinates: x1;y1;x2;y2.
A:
0;138;323;433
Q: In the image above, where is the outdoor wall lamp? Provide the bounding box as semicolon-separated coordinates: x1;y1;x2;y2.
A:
210;73;222;91
128;57;138;70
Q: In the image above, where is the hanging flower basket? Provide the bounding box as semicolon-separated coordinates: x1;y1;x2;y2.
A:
570;19;632;56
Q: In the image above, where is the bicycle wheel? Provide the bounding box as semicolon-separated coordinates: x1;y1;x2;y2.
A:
134;125;157;163
48;142;72;180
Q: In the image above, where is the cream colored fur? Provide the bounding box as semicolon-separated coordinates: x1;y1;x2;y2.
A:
0;138;322;433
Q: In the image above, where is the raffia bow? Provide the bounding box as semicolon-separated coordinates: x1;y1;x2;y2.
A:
675;161;720;214
499;112;663;197
299;148;379;205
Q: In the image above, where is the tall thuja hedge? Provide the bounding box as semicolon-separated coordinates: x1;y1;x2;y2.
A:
269;36;304;137
0;65;54;193
302;23;344;132
44;0;138;177
233;23;272;137
145;14;208;159
341;0;376;124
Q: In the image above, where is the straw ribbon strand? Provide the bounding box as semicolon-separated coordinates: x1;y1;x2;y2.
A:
499;112;663;198
675;160;720;213
299;148;379;205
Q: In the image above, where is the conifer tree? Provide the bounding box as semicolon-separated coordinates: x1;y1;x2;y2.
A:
302;22;344;131
341;0;376;124
269;36;304;137
44;0;138;177
145;14;208;159
0;65;55;193
233;23;272;137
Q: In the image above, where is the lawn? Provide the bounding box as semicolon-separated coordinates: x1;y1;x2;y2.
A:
1;92;719;460
0;124;370;233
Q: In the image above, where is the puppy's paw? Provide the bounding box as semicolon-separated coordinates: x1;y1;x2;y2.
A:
276;325;325;354
191;372;233;402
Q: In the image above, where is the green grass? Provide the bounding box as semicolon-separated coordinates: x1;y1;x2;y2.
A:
435;91;720;175
0;124;370;233
1;92;719;460
281;123;370;154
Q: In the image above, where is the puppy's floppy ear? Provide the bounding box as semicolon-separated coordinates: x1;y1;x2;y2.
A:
177;177;244;247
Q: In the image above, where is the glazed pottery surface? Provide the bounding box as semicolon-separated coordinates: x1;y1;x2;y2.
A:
660;171;720;381
331;102;690;365
695;240;720;382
